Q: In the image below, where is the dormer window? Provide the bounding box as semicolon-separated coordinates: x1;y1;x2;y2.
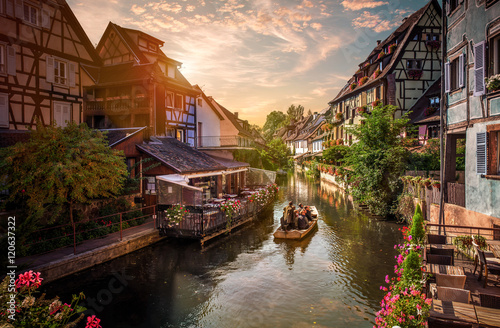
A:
407;59;422;70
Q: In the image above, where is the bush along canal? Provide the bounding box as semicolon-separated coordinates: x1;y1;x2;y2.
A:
43;173;401;327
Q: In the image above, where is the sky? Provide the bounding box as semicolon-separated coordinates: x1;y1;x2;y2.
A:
68;0;433;126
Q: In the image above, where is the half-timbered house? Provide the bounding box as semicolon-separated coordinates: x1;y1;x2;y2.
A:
439;0;500;227
83;22;199;145
327;0;442;143
0;0;101;130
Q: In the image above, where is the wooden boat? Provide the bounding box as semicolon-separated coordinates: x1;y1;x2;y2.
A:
274;206;318;240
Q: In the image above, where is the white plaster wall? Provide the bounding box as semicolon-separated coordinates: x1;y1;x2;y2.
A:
465;123;500;219
196;98;221;146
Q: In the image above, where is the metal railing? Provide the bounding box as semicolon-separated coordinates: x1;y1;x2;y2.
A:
23;205;157;256
196;136;255;148
427;223;500;243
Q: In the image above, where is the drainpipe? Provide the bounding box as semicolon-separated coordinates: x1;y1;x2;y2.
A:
438;0;447;235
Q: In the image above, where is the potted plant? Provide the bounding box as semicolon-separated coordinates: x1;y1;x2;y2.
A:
350;82;357;91
335;112;344;120
425;106;438;116
372;99;382;107
486;74;500;92
421;178;432;187
357;105;368;115
432;180;441;189
372;68;382;79
377;51;385;60
359;76;369;86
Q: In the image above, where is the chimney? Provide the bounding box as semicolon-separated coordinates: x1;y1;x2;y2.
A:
234;112;238;118
376;40;381;45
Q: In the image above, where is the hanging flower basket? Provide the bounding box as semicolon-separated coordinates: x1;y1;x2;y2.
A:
408;69;423;80
350;82;357;91
359;76;369;86
372;68;382;79
425;40;441;50
335;112;344;120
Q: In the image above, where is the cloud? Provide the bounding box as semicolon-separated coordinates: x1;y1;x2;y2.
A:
352;10;398;33
341;0;388;11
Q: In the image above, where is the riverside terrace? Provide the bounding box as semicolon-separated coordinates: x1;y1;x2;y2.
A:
156;182;279;245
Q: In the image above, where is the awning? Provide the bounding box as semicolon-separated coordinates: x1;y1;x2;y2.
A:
183;171;224;179
224;168;248;174
157;174;203;192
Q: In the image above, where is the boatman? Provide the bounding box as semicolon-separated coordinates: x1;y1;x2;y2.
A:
282;201;295;230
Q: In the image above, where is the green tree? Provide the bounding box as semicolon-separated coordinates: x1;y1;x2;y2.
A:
261;138;291;170
0;122;128;231
262;111;287;141
286;104;304;123
322;144;349;165
410;204;425;244
344;105;410;216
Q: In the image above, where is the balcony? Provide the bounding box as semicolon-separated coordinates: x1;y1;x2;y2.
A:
84;98;150;114
196;136;255;149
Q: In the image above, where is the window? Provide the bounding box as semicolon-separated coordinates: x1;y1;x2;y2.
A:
484;124;500;177
0;93;9;128
197;98;202;107
407;59;422;70
489;33;500;76
167;65;175;78
445;54;465;93
54;59;66;85
430;96;440;107
426;33;439;41
0;44;16;76
165;92;173;108
53;102;71;127
176;129;184;142
413;33;420;41
23;2;38;25
447;0;459;15
46;57;75;86
146;177;156;194
175;94;183;110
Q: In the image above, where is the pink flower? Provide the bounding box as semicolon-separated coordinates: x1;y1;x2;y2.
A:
86;315;102;328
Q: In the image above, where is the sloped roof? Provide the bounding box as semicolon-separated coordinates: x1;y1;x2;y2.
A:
409;78;441;124
329;0;440;105
211;99;254;138
136;137;226;173
208;155;250;169
100;127;146;147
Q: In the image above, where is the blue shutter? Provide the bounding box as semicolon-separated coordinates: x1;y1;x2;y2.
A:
476;132;487;175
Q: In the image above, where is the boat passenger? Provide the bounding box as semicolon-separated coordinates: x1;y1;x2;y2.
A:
304;206;313;222
297;210;309;230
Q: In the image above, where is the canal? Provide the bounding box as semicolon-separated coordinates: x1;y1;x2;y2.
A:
44;173;401;328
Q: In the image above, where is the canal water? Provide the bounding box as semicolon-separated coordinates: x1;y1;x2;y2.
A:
44;174;401;328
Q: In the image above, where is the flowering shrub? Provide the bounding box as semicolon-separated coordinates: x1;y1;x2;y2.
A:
350;82;357;91
0;272;101;327
359;76;369;86
374;206;432;328
373;68;382;79
486;74;500;91
249;184;278;206
164;204;189;227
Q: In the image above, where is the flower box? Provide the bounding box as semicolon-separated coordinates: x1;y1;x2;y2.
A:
388;44;397;54
425;40;440;50
372;99;381;107
359;76;369;86
377;51;385;60
425;106;438;117
357;105;368;115
335;112;344;120
408;69;423;80
372;68;382;79
486;74;500;92
350;82;357;91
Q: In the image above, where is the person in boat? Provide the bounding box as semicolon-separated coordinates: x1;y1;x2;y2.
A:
298;209;309;230
282;201;295;230
293;209;300;229
304;206;313;222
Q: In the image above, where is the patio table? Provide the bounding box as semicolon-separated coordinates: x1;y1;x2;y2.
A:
489;244;500;259
475;304;500;327
428;264;465;276
430;300;477;324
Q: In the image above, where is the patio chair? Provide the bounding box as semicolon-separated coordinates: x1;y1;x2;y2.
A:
426;254;453;266
433;286;470;303
429;247;455;266
427;317;473;328
477;249;500;288
428;234;447;245
479;292;500;309
435;273;466;289
473;242;498;275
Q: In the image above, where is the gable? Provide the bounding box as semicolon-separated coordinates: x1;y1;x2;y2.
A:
97;25;138;65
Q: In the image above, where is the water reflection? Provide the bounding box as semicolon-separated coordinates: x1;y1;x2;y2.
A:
43;173;400;328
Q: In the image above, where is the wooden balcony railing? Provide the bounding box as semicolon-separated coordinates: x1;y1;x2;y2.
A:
84;98;150;113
